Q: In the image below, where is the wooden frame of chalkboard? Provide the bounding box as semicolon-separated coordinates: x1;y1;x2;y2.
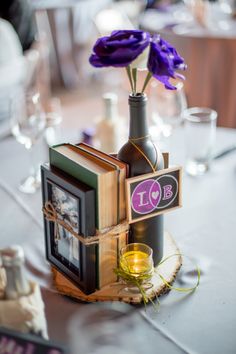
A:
126;166;182;224
0;326;67;353
41;164;97;295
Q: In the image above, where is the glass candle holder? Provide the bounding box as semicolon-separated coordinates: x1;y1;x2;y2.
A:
119;243;154;280
183;107;217;176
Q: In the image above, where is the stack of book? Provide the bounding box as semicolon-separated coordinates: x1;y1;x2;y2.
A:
41;143;128;294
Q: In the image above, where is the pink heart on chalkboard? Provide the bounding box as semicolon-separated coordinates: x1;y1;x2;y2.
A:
151;191;159;200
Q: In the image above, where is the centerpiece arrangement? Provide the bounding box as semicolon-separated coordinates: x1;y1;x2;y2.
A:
90;30;186;266
41;29;194;304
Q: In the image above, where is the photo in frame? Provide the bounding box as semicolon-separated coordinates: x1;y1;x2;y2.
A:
41;164;97;295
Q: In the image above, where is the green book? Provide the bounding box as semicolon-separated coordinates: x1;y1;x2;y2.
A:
49;143;119;230
76;143;128;223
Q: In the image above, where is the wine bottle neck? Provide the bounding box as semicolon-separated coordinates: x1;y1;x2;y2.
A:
129;94;149;139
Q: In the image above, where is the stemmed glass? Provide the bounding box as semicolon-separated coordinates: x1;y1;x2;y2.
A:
44;97;63;146
11;91;46;193
149;80;187;148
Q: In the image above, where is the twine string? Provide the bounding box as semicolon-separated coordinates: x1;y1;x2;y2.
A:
42;201;129;246
115;254;200;306
43;202;63;241
128;134;158;173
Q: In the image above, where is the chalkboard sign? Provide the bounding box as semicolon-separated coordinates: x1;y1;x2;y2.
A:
126;166;182;223
0;327;67;354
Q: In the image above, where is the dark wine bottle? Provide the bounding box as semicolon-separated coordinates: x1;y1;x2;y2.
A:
117;93;164;266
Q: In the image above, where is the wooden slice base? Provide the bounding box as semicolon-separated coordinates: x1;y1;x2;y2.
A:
52;232;182;304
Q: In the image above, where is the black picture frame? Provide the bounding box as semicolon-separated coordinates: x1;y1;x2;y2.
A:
41;164;96;295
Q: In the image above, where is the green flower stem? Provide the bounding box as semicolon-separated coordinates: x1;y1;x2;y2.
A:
132;68;137;94
141;71;152;94
126;66;134;94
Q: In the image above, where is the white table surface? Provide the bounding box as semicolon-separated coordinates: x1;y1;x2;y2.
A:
0;127;236;353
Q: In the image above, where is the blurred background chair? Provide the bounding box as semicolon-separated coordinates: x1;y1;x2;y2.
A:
33;0;113;89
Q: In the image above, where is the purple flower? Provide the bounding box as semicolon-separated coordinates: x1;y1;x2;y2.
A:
89;30;151;68
147;35;186;90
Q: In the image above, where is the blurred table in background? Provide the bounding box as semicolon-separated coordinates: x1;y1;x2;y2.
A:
140;3;236;128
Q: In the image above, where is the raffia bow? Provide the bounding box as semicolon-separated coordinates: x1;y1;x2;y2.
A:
42;201;129;245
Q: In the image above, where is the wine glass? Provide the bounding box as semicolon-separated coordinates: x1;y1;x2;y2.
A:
11;91;46;193
149;80;187;146
44;97;63;146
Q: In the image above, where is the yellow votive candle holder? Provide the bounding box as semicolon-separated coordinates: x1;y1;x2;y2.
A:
119;243;154;279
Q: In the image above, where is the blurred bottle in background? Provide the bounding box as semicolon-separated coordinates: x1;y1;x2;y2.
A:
94;93;126;154
0;245;48;338
1;245;30;300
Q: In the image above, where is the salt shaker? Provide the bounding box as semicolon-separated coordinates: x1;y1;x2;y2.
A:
1;245;31;300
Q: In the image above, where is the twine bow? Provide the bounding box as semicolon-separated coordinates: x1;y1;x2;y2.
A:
42;201;129;245
42;201;76;242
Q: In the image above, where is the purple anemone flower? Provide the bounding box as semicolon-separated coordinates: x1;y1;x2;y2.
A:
147;35;186;90
89;30;151;68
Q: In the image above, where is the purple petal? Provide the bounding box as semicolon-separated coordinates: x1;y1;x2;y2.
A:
89;30;151;68
147;35;186;89
153;74;177;90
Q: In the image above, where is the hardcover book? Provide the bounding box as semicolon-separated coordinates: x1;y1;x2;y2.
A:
41;164;96;294
76;142;128;221
75;143;128;287
49;143;119;230
49;143;128;288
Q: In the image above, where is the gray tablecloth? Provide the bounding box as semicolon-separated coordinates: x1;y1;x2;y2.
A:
0;128;236;353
